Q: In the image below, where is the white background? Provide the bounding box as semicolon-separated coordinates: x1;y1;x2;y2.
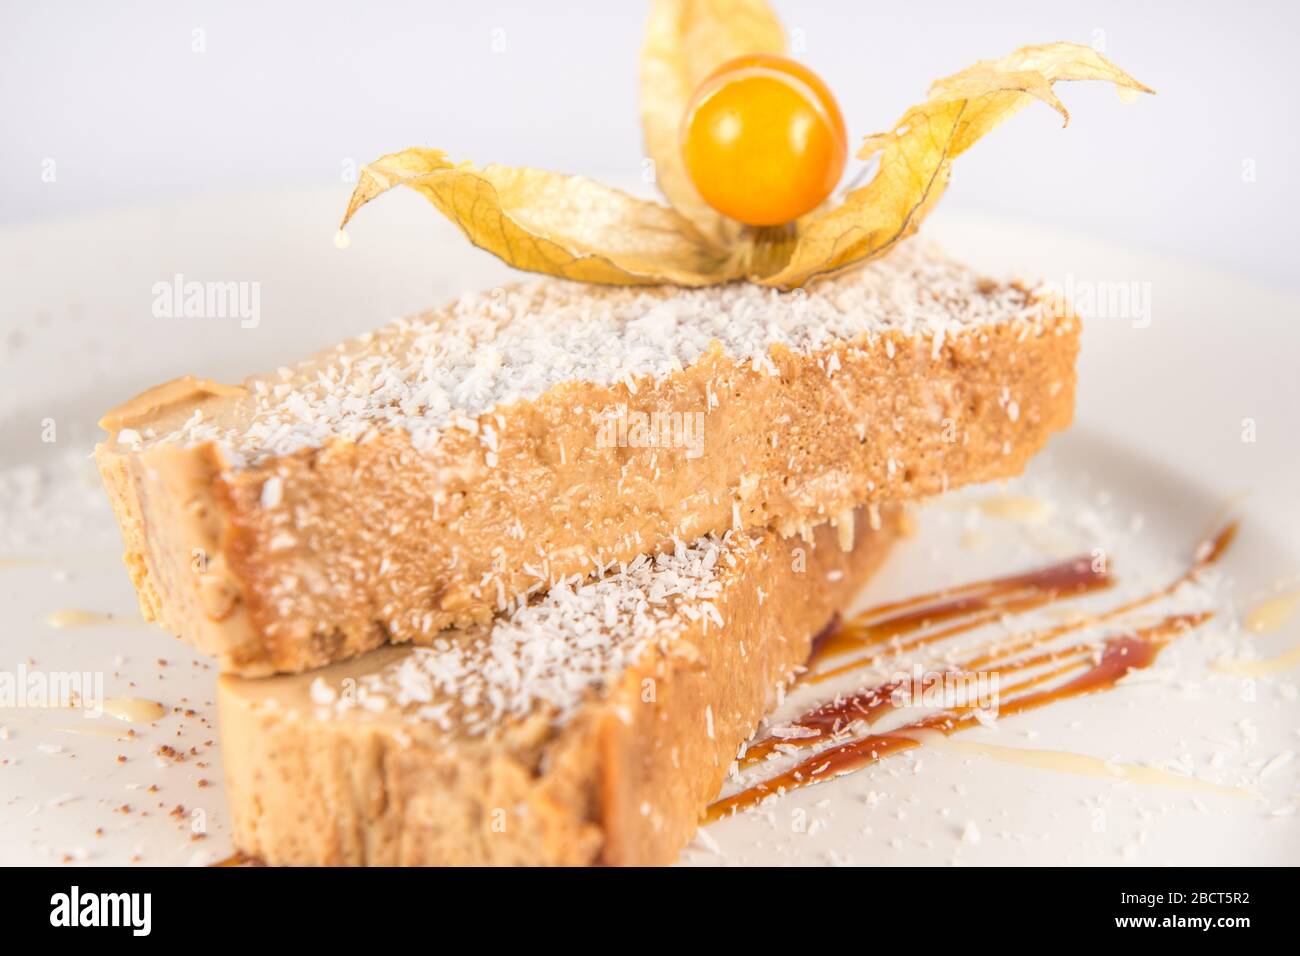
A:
3;0;1297;291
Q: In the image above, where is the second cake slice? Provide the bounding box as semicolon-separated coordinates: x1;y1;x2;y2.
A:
219;506;899;865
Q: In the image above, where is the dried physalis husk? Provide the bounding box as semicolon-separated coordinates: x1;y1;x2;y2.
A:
756;42;1154;288
639;0;785;249
342;0;1152;292
339;147;737;286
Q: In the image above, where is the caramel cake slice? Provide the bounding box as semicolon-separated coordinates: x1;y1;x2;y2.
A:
97;240;1077;676
218;507;897;866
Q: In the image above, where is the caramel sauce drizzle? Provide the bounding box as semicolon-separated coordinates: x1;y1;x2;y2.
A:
810;555;1112;684
707;521;1237;821
211;850;264;867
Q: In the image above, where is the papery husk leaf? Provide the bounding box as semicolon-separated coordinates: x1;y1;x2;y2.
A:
640;0;784;246
341;147;739;286
757;42;1154;289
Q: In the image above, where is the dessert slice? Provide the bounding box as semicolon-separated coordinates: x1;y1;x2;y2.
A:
98;240;1076;676
218;506;898;866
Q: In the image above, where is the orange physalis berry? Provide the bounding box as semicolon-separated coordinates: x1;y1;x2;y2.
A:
681;53;848;227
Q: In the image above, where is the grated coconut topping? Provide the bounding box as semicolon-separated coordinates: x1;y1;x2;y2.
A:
146;240;1041;465
313;530;739;735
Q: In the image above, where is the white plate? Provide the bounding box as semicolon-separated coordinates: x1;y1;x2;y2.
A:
1;188;1296;866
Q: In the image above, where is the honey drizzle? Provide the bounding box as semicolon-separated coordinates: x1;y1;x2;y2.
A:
710;522;1238;819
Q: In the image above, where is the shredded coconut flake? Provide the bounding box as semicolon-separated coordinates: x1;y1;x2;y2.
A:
142;241;1041;464
328;529;742;735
